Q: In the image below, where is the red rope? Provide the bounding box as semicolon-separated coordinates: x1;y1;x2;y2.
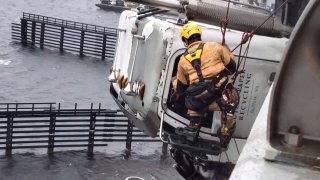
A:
232;31;253;83
220;0;231;46
239;35;252;72
231;0;289;83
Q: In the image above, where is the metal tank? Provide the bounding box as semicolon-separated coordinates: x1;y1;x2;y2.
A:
126;0;292;37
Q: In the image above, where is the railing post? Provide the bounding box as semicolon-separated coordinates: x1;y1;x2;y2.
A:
31;21;36;47
20;19;28;46
60;26;65;53
125;121;133;158
79;30;85;57
101;34;107;60
48;113;56;155
161;134;168;160
88;112;96;157
5;113;14;156
40;23;45;49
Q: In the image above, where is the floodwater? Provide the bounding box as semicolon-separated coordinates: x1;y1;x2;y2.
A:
0;0;182;179
0;150;182;180
0;0;120;107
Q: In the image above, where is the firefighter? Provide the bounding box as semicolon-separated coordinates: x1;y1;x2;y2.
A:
171;22;239;148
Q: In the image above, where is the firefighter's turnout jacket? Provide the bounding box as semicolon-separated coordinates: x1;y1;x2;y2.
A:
175;41;233;90
173;41;235;116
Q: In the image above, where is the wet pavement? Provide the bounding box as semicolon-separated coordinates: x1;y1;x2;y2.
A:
0;0;182;179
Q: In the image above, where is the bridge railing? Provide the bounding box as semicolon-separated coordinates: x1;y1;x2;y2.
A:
0;103;161;157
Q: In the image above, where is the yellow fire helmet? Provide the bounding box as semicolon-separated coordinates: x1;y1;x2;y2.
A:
181;22;203;40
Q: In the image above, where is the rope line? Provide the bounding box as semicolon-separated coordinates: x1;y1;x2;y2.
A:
220;0;232;46
231;0;289;52
233;138;240;155
225;151;230;162
230;0;289;83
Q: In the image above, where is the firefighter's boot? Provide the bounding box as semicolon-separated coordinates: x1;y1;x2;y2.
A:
217;114;236;149
176;116;202;142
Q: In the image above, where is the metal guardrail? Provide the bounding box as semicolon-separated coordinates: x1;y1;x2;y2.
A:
22;12;118;34
0;103;160;157
11;13;118;60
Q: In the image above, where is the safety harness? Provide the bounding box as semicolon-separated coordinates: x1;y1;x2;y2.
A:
184;43;206;82
184;43;229;89
183;43;230;111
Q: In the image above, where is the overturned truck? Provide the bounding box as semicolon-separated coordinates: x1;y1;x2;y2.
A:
108;0;307;179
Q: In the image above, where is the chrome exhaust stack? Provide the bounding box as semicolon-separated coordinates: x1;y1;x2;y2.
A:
126;0;182;11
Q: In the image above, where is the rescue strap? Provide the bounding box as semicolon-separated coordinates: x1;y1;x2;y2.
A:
184;43;205;82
